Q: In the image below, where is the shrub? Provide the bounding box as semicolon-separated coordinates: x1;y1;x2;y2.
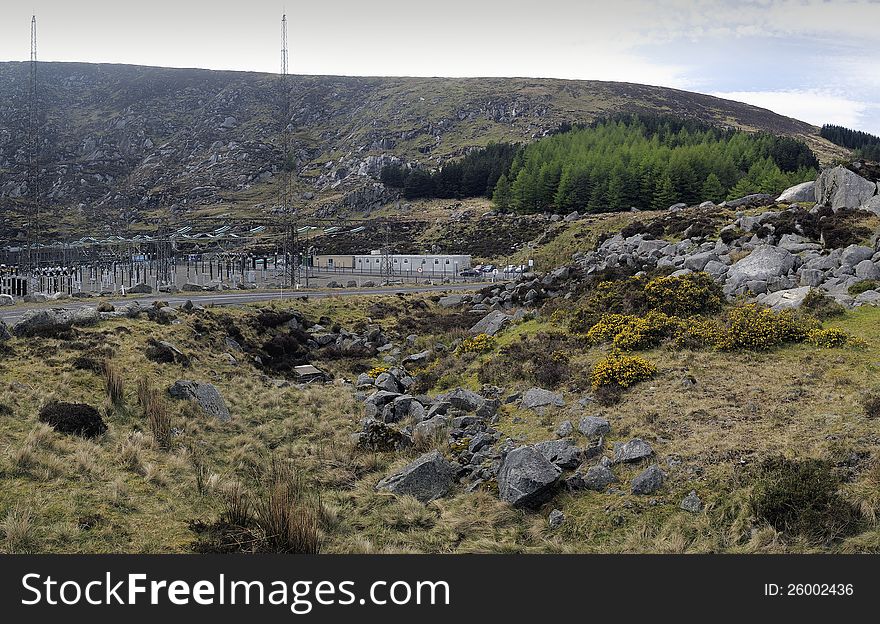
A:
590;354;657;389
712;305;811;351
861;394;880;418
253;458;322;554
103;361;124;406
38;402;107;438
643;272;723;316
806;328;852;348
848;279;880;296
801;288;845;320
368;365;389;378
455;333;497;355
533;351;571;388
749;456;859;543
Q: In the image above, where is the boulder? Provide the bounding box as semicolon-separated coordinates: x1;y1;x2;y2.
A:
840;245;875;267
762;286;812;311
854;259;880;280
578;415;610;438
613;438;654;463
726;246;795;287
555;420;573;438
568;465;617;491
862;194;880;216
521;387;565;410
168;380;230;422
0;294;14;306
374;372;402;393
12;307;100;337
145;339;191;366
444;387;485;412
497;446;561;508
355;418;412;452
548;509;565;529
775;181;816;203
127;283;153;294
413;415;448;441
534;438;584;470
469;310;514;336
0;320;10;341
815;165;877;210
375;451;456;503
631;465;665;495
439;295;463;308
723;193;773;209
680;490;703;513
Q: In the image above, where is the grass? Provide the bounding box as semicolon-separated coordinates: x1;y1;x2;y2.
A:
1;282;880;553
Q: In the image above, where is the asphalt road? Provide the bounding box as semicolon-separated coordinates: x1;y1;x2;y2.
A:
0;283;490;324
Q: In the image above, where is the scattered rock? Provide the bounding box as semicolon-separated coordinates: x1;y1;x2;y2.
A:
534;438;584;470
497;445;561;508
469;310;513;336
168;380;230;421
376;450;455;503
613;438;654;463
521;387;565;410
680;490;703;513
631;465;665;494
578;415;610;438
548;509;565;529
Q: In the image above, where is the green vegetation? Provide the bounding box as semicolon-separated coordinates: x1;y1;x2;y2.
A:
379;114;818;214
503;115;818;213
820;124;880;161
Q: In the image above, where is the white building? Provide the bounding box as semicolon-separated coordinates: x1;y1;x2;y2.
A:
312;250;471;276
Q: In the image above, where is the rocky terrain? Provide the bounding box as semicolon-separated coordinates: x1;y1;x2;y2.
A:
0;62;850;240
3;160;880;554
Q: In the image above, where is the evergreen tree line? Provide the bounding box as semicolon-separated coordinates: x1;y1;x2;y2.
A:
380;114;819;212
380;143;520;200
820;124;880;161
495;116;818;213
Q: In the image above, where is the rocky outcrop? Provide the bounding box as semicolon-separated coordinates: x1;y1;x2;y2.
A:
168;380;230;421
815;165;878;211
12;307;100;337
376;451;456;503
497;445;561;508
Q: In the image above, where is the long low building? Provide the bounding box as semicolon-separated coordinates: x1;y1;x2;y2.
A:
312;251;471;275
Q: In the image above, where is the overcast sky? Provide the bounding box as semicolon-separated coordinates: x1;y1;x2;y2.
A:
1;0;878;134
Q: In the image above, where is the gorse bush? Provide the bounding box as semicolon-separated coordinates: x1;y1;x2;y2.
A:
643;272;723;316
806;328;856;349
589;354;657;389
800;288;845;320
455;333;497;355
848;279;880;296
367;365;389;378
711;305;811;351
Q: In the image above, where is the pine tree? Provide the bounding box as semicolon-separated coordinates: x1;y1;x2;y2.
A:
492;174;512;212
651;174;677;211
701;173;725;203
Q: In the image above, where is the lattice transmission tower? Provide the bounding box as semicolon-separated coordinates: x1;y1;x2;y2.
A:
26;14;41;269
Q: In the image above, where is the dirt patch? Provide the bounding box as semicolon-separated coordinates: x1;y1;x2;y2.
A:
38;401;107;438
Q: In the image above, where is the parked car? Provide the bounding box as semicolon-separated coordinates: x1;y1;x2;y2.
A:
459;269;481;277
480;264;496;273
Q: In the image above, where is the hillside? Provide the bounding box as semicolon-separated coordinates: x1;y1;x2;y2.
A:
0;61;849;240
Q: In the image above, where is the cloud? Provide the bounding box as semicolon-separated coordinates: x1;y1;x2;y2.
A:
710;89;871;130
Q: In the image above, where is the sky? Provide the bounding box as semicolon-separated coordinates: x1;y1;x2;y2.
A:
1;0;878;134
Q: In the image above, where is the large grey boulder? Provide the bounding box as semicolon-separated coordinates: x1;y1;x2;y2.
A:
631;465;665;494
578;415;610;438
613;438;654;463
497;446;561;508
840;245;875;267
723;193;773;209
726;246;795;287
168;380;230;421
568;465;618;491
12;307;100;337
127;283;153;294
776;181;816;203
762;286;812;311
376;451;455;503
521;387;565;410
469;310;513;336
0;294;14;306
862;193;880;216
534;438;584;470
815;165;877;210
438;295;463;308
444;387;485;412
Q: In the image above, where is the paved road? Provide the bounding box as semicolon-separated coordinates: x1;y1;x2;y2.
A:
0;283;490;324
